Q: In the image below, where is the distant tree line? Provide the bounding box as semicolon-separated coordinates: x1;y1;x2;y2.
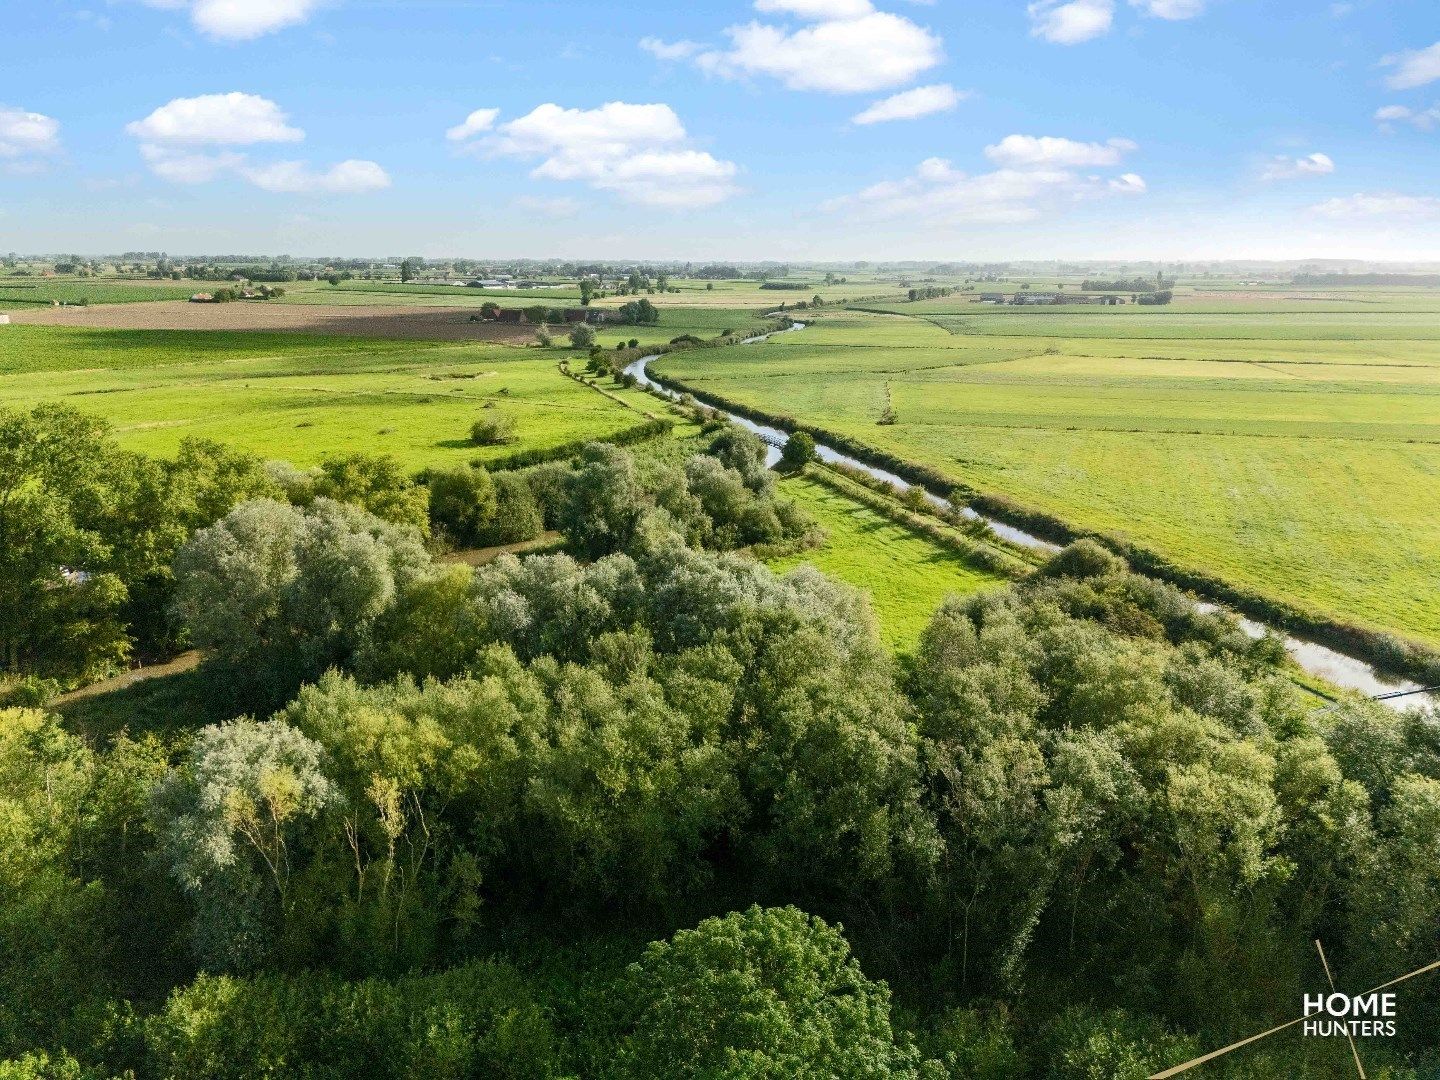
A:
1082;276;1174;292
906;286;955;301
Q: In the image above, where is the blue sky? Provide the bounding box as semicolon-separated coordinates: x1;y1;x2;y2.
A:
3;0;1439;260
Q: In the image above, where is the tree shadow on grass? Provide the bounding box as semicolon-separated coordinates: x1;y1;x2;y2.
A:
58;665;241;747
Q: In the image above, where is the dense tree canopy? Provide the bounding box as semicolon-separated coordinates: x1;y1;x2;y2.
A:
0;405;279;684
171;498;431;703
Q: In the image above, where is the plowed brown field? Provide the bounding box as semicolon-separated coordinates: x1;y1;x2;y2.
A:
8;300;536;341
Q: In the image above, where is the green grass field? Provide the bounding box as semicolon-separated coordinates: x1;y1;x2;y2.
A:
660;296;1440;649
0;325;660;469
768;473;1005;649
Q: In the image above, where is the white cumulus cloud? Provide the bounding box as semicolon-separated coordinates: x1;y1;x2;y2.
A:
0;106;61;158
126;92;303;145
1383;41;1440;90
141;0;326;41
852;83;965;124
446;108;500;142
825;144;1145;225
1374;103;1440;131
493;102;686;162
984;134;1137;168
695;11;942;92
1028;0;1113;44
242;159;390;193
1260;152;1335;181
484;101;739;209
127;91;386;194
1312;192;1440;219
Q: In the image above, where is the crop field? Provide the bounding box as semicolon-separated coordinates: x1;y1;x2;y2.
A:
768;472;1004;648
871;289;1440;317
924;311;1440;340
3;300;548;341
0;324;659;468
658;294;1440;648
0;280;199;308
4;295;776;349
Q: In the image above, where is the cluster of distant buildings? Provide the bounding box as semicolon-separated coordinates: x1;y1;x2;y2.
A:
977;292;1123;306
453;275;566;290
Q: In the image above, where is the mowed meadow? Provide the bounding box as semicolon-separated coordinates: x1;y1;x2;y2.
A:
0;324;665;469
769;472;1006;648
657;293;1440;648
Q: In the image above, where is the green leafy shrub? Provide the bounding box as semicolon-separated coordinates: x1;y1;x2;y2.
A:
470;414;518;447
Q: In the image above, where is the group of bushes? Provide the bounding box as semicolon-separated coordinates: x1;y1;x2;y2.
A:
171;431;816;706
455;424;814;561
198;285;284;303
0;402;729;695
475;417;673;471
1081;277;1173;292
469;412;517;446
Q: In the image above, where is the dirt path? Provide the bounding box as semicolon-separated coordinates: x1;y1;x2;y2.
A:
56;650;203;705
442;532;563;566
8;300;538;342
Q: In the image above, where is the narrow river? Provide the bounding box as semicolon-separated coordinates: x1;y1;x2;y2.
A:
623;323;1437;712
